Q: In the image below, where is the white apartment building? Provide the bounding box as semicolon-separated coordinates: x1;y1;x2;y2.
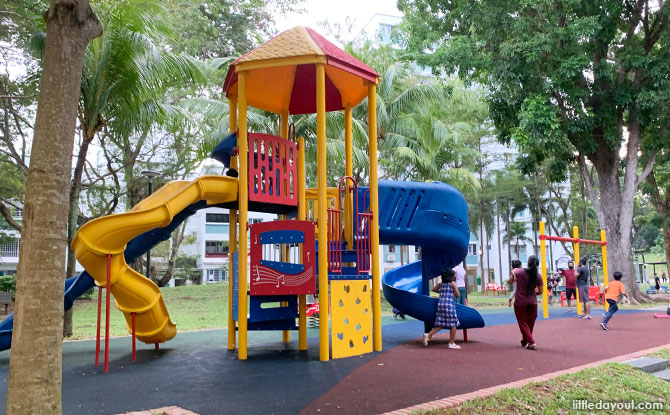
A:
0;206;21;277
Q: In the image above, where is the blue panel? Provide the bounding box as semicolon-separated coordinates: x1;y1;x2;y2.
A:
259;260;305;274
259;229;304;244
206;224;229;234
232;251;239;321
249;295;298;323
248;319;297;331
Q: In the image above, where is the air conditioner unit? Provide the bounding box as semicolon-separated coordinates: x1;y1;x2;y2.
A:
386;254;396;262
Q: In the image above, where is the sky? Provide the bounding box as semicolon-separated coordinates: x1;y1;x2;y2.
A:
275;0;401;42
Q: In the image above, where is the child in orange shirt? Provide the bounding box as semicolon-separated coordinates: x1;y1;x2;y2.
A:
600;271;628;330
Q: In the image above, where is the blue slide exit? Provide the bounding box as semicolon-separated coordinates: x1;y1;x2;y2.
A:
362;180;484;331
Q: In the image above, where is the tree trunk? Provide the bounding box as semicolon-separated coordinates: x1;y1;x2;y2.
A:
6;2;101;414
485;228;490;285
479;206;484;292
663;226;670;273
496;210;503;285
506;209;512;276
64;136;93;337
62;308;73;338
579;119;650;303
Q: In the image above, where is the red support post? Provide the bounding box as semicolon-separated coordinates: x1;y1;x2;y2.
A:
105;253;111;373
463;329;468;343
155;343;159;351
95;286;102;367
131;312;136;362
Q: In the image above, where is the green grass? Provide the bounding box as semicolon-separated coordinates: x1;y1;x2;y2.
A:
414;362;670;415
71;283;229;340
648;348;670;360
70;282;397;340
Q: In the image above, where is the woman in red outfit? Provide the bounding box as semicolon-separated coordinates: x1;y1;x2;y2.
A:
511;255;543;350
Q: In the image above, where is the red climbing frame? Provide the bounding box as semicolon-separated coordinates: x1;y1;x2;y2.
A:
327;177;372;274
248;133;298;206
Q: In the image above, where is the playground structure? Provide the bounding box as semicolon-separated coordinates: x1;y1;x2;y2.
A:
539;222;609;318
0;27;484;365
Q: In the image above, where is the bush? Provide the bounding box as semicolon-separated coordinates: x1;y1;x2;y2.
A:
0;276;16;292
79;287;95;300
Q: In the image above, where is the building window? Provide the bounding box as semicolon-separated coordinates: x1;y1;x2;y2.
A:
379;23;393;35
468;244;478;256
388;245;396;253
249;218;263;225
205;241;228;257
12;208;22;220
207;269;222;282
512;245;527;256
206;213;229;223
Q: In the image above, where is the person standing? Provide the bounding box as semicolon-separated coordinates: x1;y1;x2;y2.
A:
423;269;461;349
562;261;577;312
662;270;667;283
453;262;467;305
512;255;543;350
576;258;592;319
654;273;661;292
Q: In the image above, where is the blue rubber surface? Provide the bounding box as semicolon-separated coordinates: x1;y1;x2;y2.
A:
363;180;484;331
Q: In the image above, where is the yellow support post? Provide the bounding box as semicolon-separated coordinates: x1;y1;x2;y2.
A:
227;97;237;351
280;110;290;344
573;226;582;316
344;105;353;250
297;136;307;351
238;72;249;360
316;63;330;361
601;229;609;311
540;222;549;318
368;83;382;352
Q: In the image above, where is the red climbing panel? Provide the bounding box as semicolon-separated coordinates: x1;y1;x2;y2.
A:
248;133;298;206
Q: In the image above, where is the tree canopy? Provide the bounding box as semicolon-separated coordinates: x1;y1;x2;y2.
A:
399;0;670;300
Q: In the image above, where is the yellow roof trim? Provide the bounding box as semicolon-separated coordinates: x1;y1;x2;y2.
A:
235;55;327;73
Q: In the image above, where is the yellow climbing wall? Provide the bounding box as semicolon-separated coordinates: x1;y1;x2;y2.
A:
330;280;372;359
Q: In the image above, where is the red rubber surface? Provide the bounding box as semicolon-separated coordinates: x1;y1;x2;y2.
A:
301;313;670;414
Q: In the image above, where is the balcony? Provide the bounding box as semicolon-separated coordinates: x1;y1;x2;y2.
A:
0;241;19;258
466;255;478;266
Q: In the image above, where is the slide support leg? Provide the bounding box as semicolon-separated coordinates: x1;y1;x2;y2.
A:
105;254;111;373
95;286;102;367
131;312;136;362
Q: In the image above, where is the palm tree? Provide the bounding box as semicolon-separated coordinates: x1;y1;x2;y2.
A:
504;221;533;259
30;0;207;335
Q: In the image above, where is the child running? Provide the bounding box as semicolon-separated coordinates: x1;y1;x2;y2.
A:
508;259;522;307
423;269;461;349
600;271;628;330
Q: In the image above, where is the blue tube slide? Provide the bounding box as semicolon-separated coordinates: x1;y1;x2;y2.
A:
362;180;485;331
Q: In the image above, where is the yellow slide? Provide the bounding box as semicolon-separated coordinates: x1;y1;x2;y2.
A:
72;175;238;344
